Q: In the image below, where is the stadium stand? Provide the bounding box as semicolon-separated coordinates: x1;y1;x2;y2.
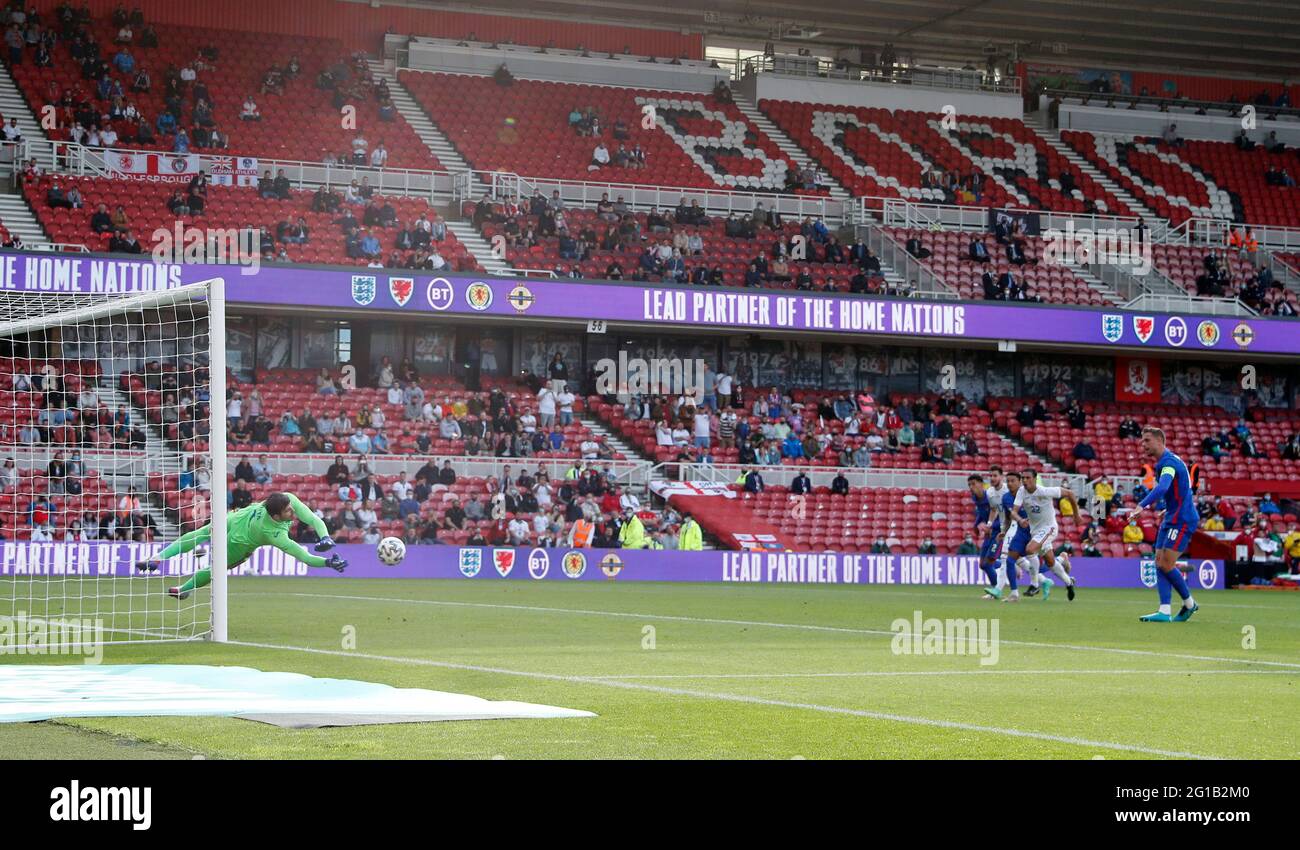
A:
883;225;1113;305
398;71;813;193
21;173;481;269
11;12;438;168
990;398;1300;480
585;390;1046;472
759;100;1135;216
467;197;899;292
1060;129;1300;226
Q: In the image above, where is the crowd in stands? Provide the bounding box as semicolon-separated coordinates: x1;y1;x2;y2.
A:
268;453;696;551
2;361;146;449
603;377;988;471
471;192;914;294
6;3;424;168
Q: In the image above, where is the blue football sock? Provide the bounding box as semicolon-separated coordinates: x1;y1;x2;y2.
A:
1156;566;1173;606
1165;566;1192;601
1004;557;1018;590
982;563;998;586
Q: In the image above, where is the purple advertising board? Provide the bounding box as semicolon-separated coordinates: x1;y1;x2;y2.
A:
0;542;1227;591
0;251;1290;355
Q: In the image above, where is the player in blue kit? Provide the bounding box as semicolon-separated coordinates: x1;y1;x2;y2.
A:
974;466;1012;598
1129;427;1200;622
998;471;1033;602
968;473;999;590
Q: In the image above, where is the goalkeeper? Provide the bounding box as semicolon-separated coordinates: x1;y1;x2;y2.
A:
136;492;347;599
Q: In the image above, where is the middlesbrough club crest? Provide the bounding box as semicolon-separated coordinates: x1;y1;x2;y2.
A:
389;277;414;307
1132;316;1155;344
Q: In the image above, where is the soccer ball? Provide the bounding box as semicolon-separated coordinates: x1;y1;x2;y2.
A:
376;536;406;566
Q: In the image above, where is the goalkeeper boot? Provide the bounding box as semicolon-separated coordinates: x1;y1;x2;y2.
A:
135;559;160;573
167;586;190;601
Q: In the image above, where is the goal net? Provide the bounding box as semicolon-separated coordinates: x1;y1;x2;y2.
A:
0;280;227;649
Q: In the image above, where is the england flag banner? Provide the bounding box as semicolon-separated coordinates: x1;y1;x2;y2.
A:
650;481;737;499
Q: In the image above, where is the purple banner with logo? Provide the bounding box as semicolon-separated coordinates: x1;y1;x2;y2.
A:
0;542;1225;590
0;251;1288;355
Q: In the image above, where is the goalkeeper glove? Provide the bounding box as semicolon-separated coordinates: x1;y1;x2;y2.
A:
325;554;347;573
314;535;335;552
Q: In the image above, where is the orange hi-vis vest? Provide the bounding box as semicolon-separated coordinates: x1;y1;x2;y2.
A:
1228;229;1243;248
570;519;594;548
1141;463;1155;490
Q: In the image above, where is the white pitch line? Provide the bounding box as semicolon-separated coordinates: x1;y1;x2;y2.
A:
590;669;1300;680
228;639;1219;760
251;590;1300;671
823;587;1294;612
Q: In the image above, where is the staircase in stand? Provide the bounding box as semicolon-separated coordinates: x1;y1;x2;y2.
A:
734;93;853;203
1023;112;1153;222
368;61;490;199
445;220;511;275
96;384;182;538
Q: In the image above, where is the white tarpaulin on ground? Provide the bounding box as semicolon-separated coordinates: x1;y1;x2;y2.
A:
0;665;595;726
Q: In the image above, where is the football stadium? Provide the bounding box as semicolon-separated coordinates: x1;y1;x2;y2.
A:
0;0;1297;791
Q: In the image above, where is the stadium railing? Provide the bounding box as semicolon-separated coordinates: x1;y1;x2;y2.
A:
1175;216;1300;253
751;55;1021;96
468;169;851;223
32;139;454;203
1042;88;1300;123
16;138;854;226
1124;292;1256;316
677;461;1088;495
859;195;1166;240
221;452;656;492
27;243;90;253
862;225;961;299
1085;256;1201;303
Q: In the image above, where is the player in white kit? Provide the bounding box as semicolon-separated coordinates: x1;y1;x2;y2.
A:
979;465;1012;599
1012;468;1079;601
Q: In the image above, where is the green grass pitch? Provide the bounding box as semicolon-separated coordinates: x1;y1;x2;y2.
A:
2;578;1297;759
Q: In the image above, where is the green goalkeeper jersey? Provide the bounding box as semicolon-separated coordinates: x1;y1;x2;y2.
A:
227;493;330;568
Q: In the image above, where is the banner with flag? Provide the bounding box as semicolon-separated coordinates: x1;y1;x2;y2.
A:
210;156;260;187
649;481;737;499
103;151;202;183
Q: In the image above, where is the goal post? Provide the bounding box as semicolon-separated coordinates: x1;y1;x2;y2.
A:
0;278;227;647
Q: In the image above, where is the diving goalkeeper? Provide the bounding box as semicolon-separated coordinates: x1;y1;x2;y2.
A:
136;492;347;599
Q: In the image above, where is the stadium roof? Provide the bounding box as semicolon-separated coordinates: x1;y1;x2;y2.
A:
432;0;1300;80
